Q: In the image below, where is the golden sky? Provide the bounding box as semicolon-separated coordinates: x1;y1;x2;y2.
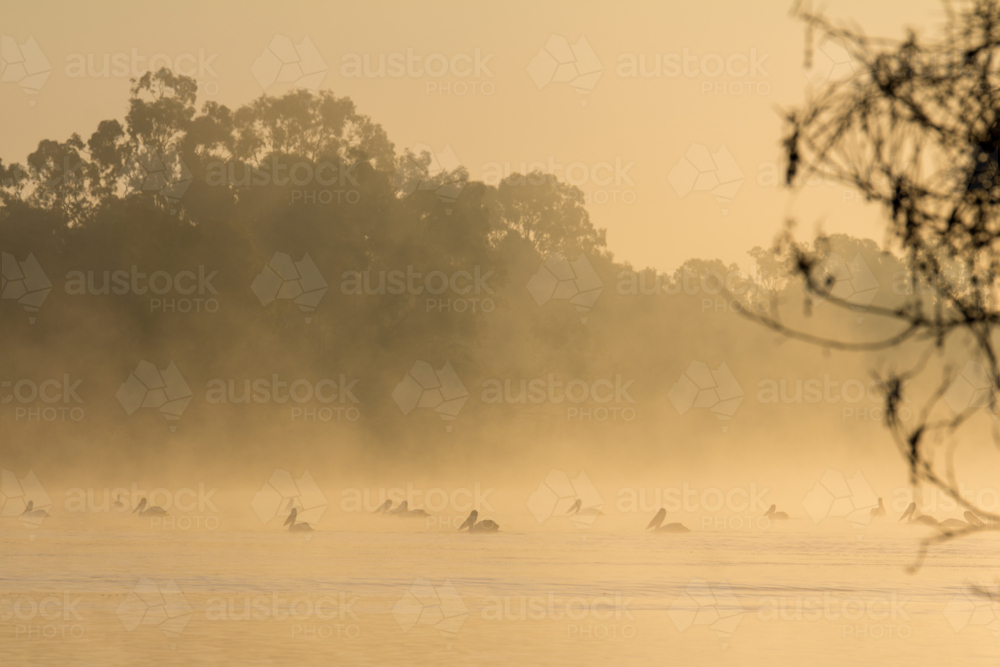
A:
1;0;946;271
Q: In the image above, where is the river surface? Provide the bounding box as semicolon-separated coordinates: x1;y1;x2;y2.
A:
2;516;998;666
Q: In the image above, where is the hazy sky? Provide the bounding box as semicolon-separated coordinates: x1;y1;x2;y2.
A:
1;0;945;271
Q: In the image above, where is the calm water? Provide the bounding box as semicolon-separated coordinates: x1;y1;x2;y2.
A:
2;518;998;665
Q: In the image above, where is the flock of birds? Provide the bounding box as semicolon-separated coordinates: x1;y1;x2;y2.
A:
896;501;989;529
22;494;989;534
281;500;501;533
13;494;504;533
15;493;169;521
644;503;790;533
642;498;992;533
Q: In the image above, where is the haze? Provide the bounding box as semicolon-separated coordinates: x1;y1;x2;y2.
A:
3;1;999;666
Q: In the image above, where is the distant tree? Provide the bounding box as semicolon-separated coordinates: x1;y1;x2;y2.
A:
0;68;618;450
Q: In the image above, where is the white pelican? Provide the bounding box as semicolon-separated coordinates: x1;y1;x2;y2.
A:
646;508;690;533
21;500;49;519
458;510;499;533
870;498;887;518
388;501;429;518
964;511;985;527
899;502;939;526
764;504;789;520
133;498;167;516
372;499;393;513
939;511;987;529
113;494;127;511
284;507;314;532
566;499;604;518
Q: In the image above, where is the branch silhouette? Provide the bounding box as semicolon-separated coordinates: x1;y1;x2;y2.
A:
738;0;1000;572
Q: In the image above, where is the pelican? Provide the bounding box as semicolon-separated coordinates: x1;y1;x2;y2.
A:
566;499;604;518
458;510;500;533
764;504;789;520
870;498;887;518
939;511;987;529
646;508;690;533
133;498;167;516
372;499;393;513
899;502;939;525
284;507;313;532
388;501;429;518
964;511;985;527
21;500;49;519
113;494;127;511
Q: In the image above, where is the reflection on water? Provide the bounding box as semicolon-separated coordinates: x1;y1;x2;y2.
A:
2;523;998;666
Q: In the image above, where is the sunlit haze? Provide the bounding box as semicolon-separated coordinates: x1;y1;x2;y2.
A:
3;1;1000;665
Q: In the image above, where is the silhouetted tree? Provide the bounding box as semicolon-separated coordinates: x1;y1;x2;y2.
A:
0;69;624;454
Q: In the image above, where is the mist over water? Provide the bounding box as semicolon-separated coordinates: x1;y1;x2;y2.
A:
4;0;1000;664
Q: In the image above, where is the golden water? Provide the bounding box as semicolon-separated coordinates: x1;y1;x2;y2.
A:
3;516;997;665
